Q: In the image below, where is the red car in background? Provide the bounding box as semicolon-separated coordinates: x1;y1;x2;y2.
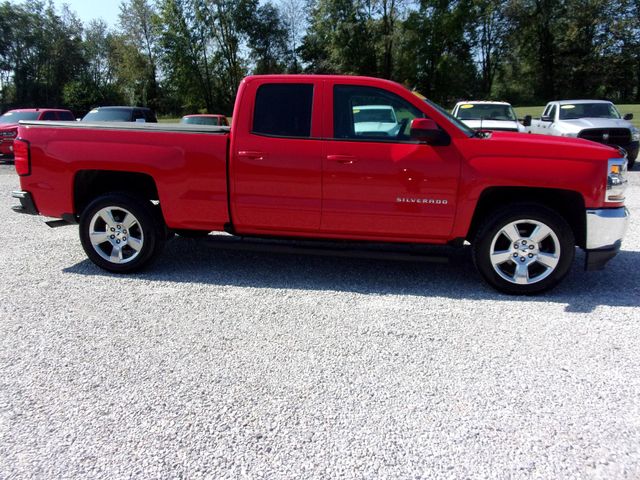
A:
0;108;75;160
180;114;229;126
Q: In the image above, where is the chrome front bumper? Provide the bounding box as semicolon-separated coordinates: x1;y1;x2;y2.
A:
585;207;629;250
584;207;629;271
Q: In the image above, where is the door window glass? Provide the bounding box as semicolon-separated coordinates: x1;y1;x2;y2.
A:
334;85;424;141
57;111;75;121
41;111;57;120
253;84;313;138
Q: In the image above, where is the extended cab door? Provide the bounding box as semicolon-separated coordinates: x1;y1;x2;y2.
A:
321;82;460;240
230;79;323;233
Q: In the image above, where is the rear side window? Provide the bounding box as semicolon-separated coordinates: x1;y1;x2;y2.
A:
41;111;57;120
57;111;75;121
253;84;313;138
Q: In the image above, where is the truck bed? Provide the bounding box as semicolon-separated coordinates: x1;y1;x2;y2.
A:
19;120;231;134
16;120;231;231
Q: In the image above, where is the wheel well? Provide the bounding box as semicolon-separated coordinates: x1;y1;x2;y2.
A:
467;187;587;248
74;170;159;215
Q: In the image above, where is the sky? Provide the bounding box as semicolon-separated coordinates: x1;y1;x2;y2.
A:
51;0;122;28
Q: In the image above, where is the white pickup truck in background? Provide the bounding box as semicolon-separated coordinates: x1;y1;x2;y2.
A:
451;101;526;132
523;100;639;169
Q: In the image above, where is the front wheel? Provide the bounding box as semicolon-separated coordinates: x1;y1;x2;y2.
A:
79;193;165;272
472;205;575;295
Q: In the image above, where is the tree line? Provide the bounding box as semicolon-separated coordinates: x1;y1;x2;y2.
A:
1;0;639;117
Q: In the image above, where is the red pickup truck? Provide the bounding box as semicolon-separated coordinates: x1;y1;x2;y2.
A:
1;108;75;159
11;75;630;294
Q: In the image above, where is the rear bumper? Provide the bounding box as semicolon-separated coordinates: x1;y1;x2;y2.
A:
584;207;629;271
11;190;38;215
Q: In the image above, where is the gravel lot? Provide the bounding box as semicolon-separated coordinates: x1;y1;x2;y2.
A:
1;163;639;479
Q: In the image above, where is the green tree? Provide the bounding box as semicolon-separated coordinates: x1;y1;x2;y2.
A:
119;0;161;108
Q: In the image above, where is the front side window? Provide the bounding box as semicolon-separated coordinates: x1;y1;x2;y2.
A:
253;84;313;138
334;85;424;141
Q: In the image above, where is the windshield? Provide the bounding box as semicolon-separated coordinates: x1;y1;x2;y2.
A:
353;107;396;124
423;99;474;137
181;116;220;126
0;111;40;123
82;109;132;122
455;104;517;121
559;103;621;120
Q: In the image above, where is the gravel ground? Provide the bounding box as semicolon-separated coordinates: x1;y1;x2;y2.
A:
1;163;639;479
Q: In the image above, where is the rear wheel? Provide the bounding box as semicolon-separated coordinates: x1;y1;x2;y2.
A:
79;193;165;272
472;205;575;294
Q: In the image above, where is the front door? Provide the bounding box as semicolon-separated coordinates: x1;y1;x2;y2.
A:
322;84;460;240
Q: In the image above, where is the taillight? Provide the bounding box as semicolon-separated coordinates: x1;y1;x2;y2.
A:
14;138;30;176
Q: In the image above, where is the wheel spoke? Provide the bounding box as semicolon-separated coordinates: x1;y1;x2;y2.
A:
90;231;110;245
109;244;123;263
122;212;137;230
128;237;143;252
501;223;521;243
99;208;118;228
513;263;530;284
529;224;552;244
491;249;513;265
536;252;559;270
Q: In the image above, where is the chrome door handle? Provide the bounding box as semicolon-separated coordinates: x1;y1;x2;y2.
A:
327;154;357;164
238;151;265;160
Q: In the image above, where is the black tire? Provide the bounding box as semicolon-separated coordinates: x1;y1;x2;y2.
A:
472;204;575;295
79;192;165;273
627;156;636;170
174;229;210;238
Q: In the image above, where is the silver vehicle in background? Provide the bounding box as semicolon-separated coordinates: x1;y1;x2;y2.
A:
524;100;639;169
451;101;526;132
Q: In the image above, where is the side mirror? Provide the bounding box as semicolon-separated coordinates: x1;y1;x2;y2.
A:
624;113;633;121
541;115;553;122
410;118;442;144
522;115;532;127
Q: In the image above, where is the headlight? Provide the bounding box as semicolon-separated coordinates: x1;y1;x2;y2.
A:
631;127;639;142
561;132;578;137
606;158;628;203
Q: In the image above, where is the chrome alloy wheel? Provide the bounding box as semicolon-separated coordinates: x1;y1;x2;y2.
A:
489;219;561;285
88;207;144;264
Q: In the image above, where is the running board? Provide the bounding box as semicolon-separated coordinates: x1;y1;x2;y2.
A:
200;235;450;264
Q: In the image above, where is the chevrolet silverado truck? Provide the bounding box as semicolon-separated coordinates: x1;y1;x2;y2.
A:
524;100;639;169
11;75;630;294
0;108;74;160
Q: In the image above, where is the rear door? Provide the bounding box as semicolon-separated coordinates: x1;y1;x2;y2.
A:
230;79;323;233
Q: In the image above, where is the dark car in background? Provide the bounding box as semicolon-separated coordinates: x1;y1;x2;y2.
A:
82;106;157;123
0;108;75;160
